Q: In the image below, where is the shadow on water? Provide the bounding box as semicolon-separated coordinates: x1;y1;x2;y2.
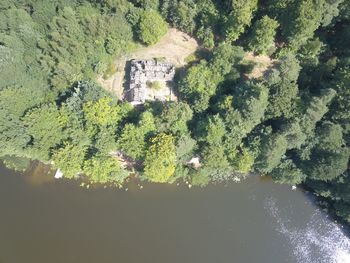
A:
22;161;55;186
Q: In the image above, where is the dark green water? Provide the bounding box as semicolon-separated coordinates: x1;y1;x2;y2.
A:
0;164;349;263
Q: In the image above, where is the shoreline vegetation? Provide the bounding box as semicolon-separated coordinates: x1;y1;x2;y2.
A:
1;0;350;225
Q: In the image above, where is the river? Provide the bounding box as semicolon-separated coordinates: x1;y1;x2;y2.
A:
0;163;350;263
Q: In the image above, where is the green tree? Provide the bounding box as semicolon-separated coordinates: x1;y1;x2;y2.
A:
0;108;30;157
58;105;91;148
0;86;48;118
224;82;269;154
254;133;288;174
162;0;198;34
191;168;211;187
158;102;193;135
138;9;167;45
144;133;176;183
201;145;229;170
197;27;215;48
248;16;279;55
303;149;349;181
45;6;88;90
139;111;157;134
175;133;197;162
83;155;129;185
279;120;306;150
0;87;37;156
231;146;254;174
266;0;294;22
284;0;325;51
180;44;244;112
83;97;125;127
265;54;301;119
211;43;245;76
0;8;47;90
118;111;157;160
52;143;86;179
329;66;350;127
201;144;231;181
118;124;147;160
298;38;325;66
270;159;306;185
179;60;217;112
321;0;344;27
94;127;118;154
203;115;226;145
316;122;344;152
131;0;159;10
300;89;336;138
196;0;219;45
23;104;66;160
225;0;258;42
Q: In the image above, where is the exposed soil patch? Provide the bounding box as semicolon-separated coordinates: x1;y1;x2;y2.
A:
97;28;198;100
243;52;276;79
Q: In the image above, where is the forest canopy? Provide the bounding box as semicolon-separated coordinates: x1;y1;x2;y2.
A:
0;0;350;223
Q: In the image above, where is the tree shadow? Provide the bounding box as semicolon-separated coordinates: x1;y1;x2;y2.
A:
122;60;132;101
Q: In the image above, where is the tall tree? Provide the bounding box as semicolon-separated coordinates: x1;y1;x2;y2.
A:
52;143;86;179
265;54;301;119
143;133;176;183
83;155;129;185
138;9;168;45
248;16;279;55
284;0;325;51
23;104;66;161
225;0;258;42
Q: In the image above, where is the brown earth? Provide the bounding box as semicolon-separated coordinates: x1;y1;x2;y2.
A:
243;52;276;79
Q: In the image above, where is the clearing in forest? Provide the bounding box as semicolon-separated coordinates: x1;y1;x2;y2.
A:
243;52;275;79
98;28;198;100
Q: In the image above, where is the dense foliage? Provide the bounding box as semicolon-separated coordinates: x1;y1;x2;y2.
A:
138;9;168;45
1;0;350;224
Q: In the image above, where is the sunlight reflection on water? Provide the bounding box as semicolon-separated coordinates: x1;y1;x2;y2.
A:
264;197;350;263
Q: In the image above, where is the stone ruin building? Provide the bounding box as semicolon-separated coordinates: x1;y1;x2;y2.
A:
127;59;175;105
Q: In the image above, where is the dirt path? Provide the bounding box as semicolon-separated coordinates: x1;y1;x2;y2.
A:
98;28;198;99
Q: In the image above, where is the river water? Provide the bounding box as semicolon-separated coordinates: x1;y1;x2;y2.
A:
0;163;350;263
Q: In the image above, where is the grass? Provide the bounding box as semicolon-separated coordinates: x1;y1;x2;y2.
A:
147;81;163;90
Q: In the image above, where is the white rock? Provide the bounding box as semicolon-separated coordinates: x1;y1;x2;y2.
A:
292;185;297;190
188;157;200;165
233;176;241;182
54;169;63;179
